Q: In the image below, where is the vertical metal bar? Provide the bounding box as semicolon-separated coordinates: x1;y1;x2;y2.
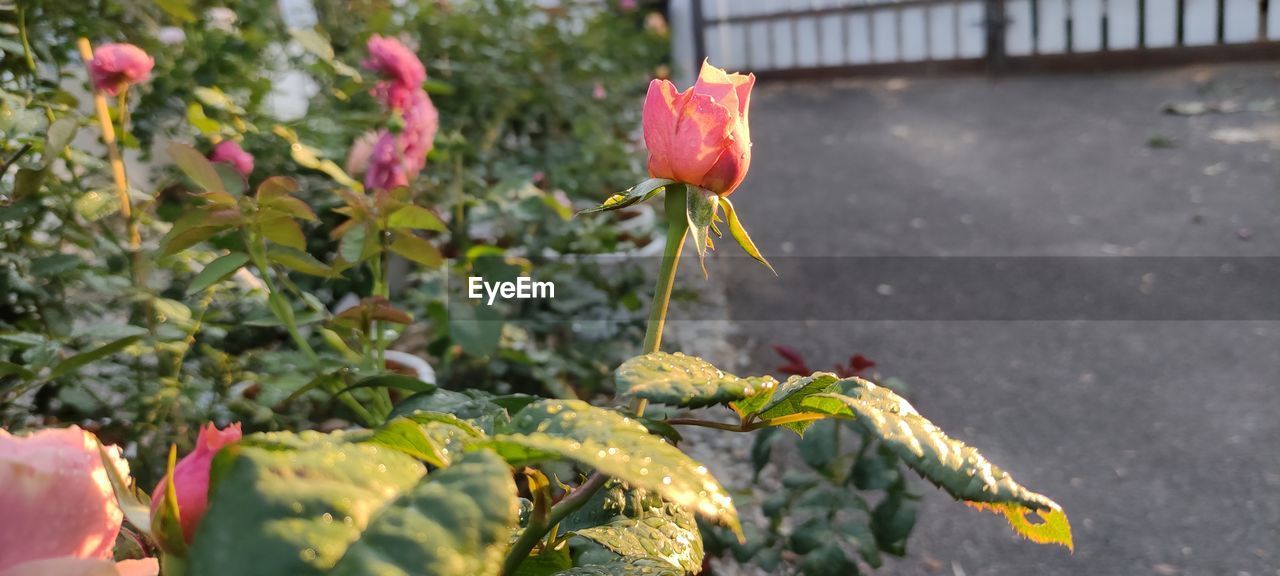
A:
1066;0;1075;52
691;0;708;72
1102;0;1110;50
869;0;880;62
1216;0;1226;43
925;0;935;60
791;0;801;68
896;4;904;62
1176;0;1186;45
985;0;1007;73
1259;0;1269;40
954;0;963;56
842;0;853;64
1139;0;1147;47
1032;0;1041;53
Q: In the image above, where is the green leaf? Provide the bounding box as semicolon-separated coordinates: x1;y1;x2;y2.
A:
387;205;446;232
802;380;1073;549
186;103;220;135
480;400;740;534
42;117;78;169
50;335;141;379
448;304;503;357
266;246;333;277
870;484;917;556
799;543;860;576
187;252;250;295
261;218;307;251
167;142;226;194
614;352;777;409
718;197;775;274
365;417;449;468
339;224;370;264
755;373;841;434
29;254;83;277
329;451;517;576
570;504;703;574
685;187;717;277
388;231;443;268
392;389;514;434
0;361;35;380
188;431;428;576
578;178;675;214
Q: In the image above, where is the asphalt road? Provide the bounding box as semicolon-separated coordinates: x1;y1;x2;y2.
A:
714;64;1280;576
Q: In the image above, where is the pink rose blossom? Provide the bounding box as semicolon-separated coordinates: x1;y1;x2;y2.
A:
345;131;380;177
365;131;409;191
363;35;426;111
0;427;130;570
364;91;438;191
208;140;254;177
88;43;154;96
150;423;242;544
642;60;754;196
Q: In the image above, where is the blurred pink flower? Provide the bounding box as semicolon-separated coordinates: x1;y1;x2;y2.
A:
0;558;158;576
345;131;380;177
88;44;154;96
364;91;438;191
208;140;254;177
150;423;242;544
0;427;129;570
531;171;545;184
364;35;427;111
593;82;607;100
620;0;638;10
365;131;409;191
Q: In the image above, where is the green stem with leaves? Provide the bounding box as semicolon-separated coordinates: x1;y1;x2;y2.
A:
246;232;377;426
502;185;690;576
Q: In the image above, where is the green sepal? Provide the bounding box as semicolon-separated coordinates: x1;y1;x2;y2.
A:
685;186;718;277
718;196;776;274
152;444;189;556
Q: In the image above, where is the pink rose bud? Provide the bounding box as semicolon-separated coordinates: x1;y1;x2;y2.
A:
150;423;241;544
88;43;154;96
592;82;607;100
208;140;254;177
0;427;130;570
363;35;427;111
642;60;754;196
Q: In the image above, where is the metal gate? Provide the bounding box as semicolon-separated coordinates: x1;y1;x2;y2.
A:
690;0;1280;78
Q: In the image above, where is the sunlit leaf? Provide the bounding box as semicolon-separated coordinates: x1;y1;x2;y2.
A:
387;204;446;232
480;400;740;535
801;380;1073;549
614;351;777;409
266;246;333;277
388;231;443;268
